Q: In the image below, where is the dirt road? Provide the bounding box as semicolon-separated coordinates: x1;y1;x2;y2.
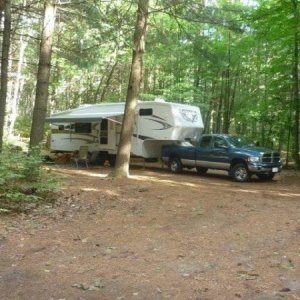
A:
0;166;300;300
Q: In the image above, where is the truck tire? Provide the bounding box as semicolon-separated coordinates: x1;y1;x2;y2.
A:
196;167;208;175
231;163;250;182
257;173;275;181
169;158;182;173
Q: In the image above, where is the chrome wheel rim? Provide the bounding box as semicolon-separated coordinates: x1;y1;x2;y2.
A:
235;167;248;181
170;161;178;172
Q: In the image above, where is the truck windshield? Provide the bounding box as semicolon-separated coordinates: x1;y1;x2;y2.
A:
227;136;251;148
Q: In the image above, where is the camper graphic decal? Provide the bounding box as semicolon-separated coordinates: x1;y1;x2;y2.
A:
133;134;154;140
146;117;172;130
180;109;198;123
61;137;95;144
151;114;165;121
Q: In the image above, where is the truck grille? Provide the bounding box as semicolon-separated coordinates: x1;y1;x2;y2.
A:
261;152;281;163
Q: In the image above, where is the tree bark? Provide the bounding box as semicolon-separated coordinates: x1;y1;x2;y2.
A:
111;0;149;178
0;0;11;151
29;0;56;148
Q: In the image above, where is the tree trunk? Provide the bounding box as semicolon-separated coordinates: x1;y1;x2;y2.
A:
8;33;28;137
225;68;239;133
99;60;118;102
0;0;11;151
111;0;149;178
215;72;224;133
222;32;231;134
29;0;56;148
291;0;300;168
203;81;216;134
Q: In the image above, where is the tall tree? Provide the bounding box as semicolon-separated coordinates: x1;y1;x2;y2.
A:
29;0;56;148
111;0;149;178
0;0;11;151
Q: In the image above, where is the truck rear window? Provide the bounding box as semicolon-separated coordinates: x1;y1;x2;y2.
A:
200;136;212;148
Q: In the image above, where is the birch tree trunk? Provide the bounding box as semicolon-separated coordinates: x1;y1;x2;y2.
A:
0;0;11;151
29;0;56;148
111;0;149;178
8;34;28;137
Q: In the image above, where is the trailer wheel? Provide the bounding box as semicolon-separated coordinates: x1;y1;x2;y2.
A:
231;163;250;182
196;167;208;175
169;158;182;173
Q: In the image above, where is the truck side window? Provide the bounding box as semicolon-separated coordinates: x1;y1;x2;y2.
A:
214;137;227;148
200;136;212;148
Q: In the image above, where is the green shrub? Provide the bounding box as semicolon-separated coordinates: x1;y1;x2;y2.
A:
0;147;60;213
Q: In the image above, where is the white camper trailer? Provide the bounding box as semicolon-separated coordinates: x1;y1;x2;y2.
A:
46;100;203;162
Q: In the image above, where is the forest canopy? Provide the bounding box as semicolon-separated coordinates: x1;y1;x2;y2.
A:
0;0;299;167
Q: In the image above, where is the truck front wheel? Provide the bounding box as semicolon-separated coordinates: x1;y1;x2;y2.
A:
169;158;182;173
231;163;250;182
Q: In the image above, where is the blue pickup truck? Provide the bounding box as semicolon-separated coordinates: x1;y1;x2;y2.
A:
161;134;282;182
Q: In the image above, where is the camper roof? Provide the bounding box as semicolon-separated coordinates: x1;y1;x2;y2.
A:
46;103;125;123
46;101;202;123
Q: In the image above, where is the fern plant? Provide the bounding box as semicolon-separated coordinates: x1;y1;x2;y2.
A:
0;146;60;213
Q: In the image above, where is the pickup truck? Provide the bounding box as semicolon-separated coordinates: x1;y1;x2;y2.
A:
161;134;282;182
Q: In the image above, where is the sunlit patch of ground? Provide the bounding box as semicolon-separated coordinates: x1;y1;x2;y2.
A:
1;165;299;299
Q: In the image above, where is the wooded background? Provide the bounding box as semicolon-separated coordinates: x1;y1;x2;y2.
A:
0;0;299;167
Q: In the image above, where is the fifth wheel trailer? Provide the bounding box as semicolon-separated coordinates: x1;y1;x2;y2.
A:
46;100;204;163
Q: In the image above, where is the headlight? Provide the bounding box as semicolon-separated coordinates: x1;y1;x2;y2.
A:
248;156;260;163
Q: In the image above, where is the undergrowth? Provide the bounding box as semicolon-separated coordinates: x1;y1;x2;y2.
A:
0;145;60;213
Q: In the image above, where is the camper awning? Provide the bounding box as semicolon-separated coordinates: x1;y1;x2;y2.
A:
46;103;125;123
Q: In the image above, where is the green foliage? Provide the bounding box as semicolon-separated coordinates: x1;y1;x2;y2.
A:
14;116;32;138
0;147;60;213
7;0;300;165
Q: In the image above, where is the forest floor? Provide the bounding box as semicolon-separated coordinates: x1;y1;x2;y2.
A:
0;162;300;300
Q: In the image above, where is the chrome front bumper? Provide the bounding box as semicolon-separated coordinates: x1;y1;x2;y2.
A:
248;163;282;173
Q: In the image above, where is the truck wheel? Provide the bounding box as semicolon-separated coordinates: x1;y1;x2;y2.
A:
257;173;275;181
169;158;182;173
231;163;250;182
196;167;208;175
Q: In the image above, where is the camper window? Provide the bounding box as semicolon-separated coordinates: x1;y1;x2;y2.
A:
58;125;64;130
100;119;108;144
64;124;74;130
75;123;91;133
139;108;153;116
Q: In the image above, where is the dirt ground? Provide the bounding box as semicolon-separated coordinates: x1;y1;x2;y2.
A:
0;163;300;300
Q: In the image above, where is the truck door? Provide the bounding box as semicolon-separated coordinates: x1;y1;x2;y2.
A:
195;135;213;168
210;136;230;170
